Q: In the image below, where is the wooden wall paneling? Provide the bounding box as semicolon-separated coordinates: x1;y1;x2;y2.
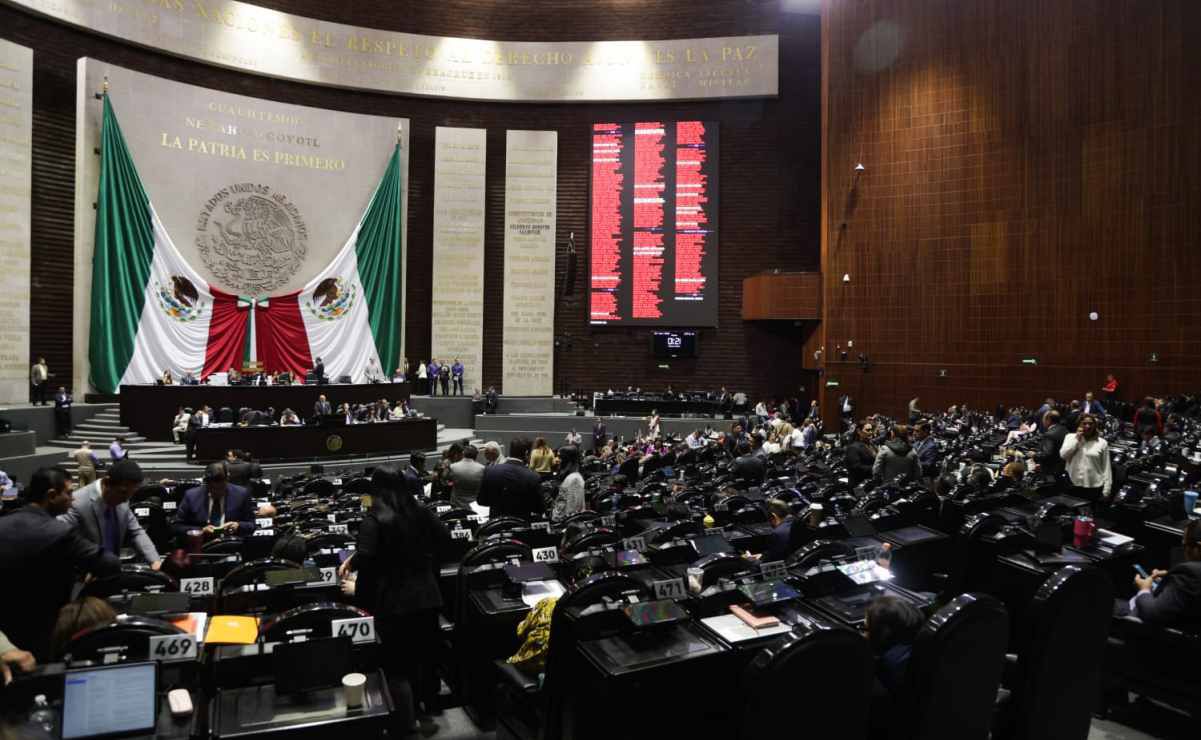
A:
821;0;1201;417
741;272;822;320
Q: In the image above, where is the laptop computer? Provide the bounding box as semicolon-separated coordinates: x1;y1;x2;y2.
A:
624;599;689;629
690;533;734;557
737;580;801;608
62;661;158;739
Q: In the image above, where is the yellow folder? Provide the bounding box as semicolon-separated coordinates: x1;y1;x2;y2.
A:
204;615;259;645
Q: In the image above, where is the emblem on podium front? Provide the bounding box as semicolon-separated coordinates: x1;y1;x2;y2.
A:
325;434;344;452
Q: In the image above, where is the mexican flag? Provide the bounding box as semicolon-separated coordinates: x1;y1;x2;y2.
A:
296;144;404;384
88;93;214;394
88;94;404;393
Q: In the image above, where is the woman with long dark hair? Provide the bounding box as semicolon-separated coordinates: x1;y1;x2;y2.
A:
551;446;585;523
339;464;450;720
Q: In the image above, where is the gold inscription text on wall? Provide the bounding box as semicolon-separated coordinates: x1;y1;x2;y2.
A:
9;0;777;102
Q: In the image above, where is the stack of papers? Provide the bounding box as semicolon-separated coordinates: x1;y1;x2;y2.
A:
521;580;566;608
701;614;791;643
837;560;894;585
1097;529;1134;547
168;612;209;643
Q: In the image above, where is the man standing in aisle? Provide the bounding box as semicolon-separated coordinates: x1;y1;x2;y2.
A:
185;406;211;462
592;419;608;454
72;441;99;486
30;357;49;406
0;466;119;660
59;459;161;570
451;358;464;396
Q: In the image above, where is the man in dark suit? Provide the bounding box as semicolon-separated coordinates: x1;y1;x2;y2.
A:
59;459;160;569
0;467;119;659
760;499;796;562
174;463;256;538
592;419;607;454
185;405;210;461
1126;519;1201;630
314;394;332;418
843;422;878;487
1080;392;1106;417
225;451;262;487
1033;410;1070;480
912;422;939;473
313;357;326;384
53;386;72;438
732;440;767;486
478;437;544;519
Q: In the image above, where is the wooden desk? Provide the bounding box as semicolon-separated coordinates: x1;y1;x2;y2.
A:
193;418;436;462
120;383;411;441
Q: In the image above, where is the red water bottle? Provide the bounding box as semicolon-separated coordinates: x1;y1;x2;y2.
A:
1073;515;1096;548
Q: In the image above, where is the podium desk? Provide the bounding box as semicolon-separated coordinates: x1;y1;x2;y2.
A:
460;586;544;728
121;382;412;441
573;623;734;740
194;418;437;462
211;669;391;740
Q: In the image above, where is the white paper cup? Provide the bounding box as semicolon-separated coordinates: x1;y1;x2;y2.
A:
342;672;366;708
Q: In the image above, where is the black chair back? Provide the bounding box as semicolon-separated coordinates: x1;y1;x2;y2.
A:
303;478;335;498
460;538;532;569
562;511;600;527
202;537;245;555
544;572;649;738
787;539;856;568
733;505;768;524
219;557;301;593
1009;566;1113;740
897;593;1008;740
477;516;529;539
306;532;354;554
66;615;184;663
132;484;168;503
80;565;175;599
259;602;371;643
562;527;620;555
739;625;873;740
651;519;703;543
691;552;758;591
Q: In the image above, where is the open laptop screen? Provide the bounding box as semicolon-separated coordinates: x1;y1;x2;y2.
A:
63;662;157;739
